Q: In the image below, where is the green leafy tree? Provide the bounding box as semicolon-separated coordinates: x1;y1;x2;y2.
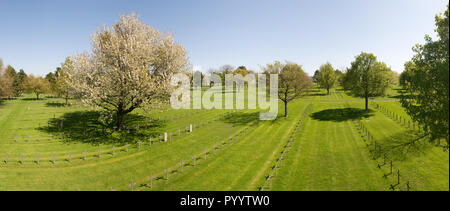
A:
400;4;449;146
263;61;313;117
335;69;345;87
4;65;19;97
399;61;415;88
24;75;49;100
15;69;27;96
343;52;394;111
317;62;337;95
0;65;14;99
58;58;76;105
45;72;57;95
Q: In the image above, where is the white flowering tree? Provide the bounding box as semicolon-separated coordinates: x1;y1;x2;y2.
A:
67;14;189;130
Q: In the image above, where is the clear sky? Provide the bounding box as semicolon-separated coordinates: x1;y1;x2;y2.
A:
0;0;447;76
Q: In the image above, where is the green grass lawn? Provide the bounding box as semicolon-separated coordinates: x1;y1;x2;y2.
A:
271;103;389;191
0;88;447;191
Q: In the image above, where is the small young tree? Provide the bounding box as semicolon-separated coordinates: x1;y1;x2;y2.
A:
317;62;337;95
263;61;312;117
343;52;393;111
24;75;49;100
67;14;189;130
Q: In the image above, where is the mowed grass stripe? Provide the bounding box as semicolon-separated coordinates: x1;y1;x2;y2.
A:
348;102;449;191
0;110;227;157
272;103;388;190
0;117;252;190
144;103;307;191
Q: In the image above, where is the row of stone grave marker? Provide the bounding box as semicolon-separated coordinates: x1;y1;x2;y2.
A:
7;111;223;144
261;104;312;191
373;103;422;133
3;110;232;166
7;110;228;143
2;115;228;166
112;119;258;191
353;117;412;191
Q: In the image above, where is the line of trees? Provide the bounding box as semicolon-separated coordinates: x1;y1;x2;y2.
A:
312;56;395;112
0;58;71;101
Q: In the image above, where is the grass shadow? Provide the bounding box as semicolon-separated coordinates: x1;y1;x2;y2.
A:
310;108;375;122
373;131;432;161
223;111;260;126
20;97;47;101
38;110;167;146
307;93;327;97
45;102;67;107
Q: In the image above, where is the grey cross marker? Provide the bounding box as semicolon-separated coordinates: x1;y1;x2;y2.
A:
129;180;137;191
166;168;169;181
149;173;153;189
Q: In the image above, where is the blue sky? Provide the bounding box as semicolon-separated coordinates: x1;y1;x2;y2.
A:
0;0;447;76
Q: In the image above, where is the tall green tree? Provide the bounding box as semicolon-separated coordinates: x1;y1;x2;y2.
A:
45;72;57;95
343;52;394;111
58;58;75;105
263;61;312;117
400;4;449;146
317;62;337;95
2;65;27;97
16;69;27;96
0;63;14;99
24;75;49;100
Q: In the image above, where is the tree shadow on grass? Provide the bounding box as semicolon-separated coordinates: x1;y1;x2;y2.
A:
20;97;45;101
307;93;327;97
310;108;375;122
38;111;167;146
45;102;67;107
223;111;260;126
372;131;432;162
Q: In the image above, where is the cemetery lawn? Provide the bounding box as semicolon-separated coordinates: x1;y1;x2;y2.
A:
0;89;448;191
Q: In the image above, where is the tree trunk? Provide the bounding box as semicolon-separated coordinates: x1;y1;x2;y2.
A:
284;101;288;117
36;93;39;100
327;88;330;95
65;97;68;106
116;111;126;131
365;96;369;112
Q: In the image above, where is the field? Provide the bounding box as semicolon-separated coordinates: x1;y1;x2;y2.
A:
0;87;448;191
